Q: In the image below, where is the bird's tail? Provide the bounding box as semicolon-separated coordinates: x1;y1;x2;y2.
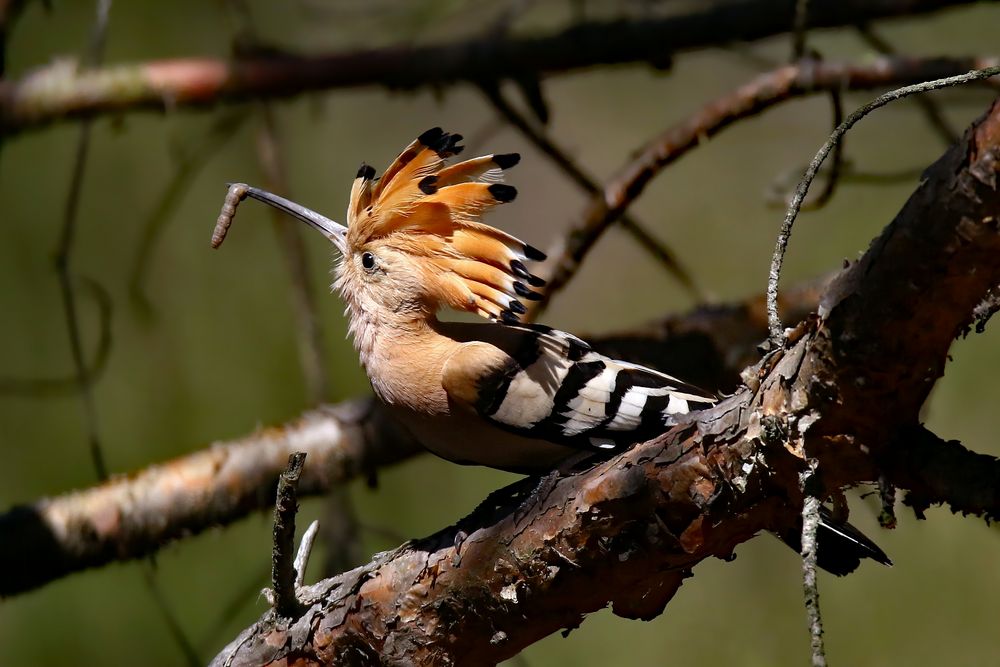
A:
775;506;892;576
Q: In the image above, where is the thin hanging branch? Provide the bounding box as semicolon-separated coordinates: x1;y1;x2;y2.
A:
54;0;112;481
855;23;962;144
534;55;1000;314
765;64;1000;344
0;276;112;396
479;83;705;309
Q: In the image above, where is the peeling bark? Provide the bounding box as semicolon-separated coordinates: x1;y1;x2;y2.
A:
0;399;419;597
213;101;1000;666
0;280;821;597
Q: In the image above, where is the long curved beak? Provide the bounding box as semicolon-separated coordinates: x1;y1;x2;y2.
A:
238;185;347;252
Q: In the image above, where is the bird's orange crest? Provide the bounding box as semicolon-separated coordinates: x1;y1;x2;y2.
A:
345;128;546;322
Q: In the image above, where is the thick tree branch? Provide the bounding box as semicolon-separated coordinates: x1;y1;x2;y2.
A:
0;279;824;597
0;398;419;597
881;425;1000;520
214;98;1000;666
534;55;1000;313
0;1;983;135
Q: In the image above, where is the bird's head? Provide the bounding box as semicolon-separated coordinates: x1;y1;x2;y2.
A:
227;128;546;325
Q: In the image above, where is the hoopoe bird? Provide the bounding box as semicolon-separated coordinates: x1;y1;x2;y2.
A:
215;127;889;575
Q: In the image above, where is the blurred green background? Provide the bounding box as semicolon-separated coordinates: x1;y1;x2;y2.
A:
2;1;1000;665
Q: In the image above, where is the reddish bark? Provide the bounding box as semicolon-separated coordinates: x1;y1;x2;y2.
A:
212;101;1000;666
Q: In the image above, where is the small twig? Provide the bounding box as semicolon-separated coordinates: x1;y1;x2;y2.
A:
800;458;826;667
129;111;247;314
765;88;846;211
877;475;897;529
479;83;705;313
293;519;320;588
856;23;961;145
255;106;330;404
791;0;810;60
200;565;270;654
54;0;112;481
538;57;1000;315
0;276;112;396
271;452;307;618
142;565;202;666
766;64;1000;344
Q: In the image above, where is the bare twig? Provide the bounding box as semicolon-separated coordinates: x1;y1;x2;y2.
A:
142;566;202;666
768;88;845;211
791;0;811;60
536;56;1000;314
270;452;306;618
0;276;111;396
877;475;897;529
0;1;984;135
255;107;330;404
0;0;34;77
479;83;705;309
856;23;961;144
800;459;826;667
294;519;320;589
129;111;247;314
54;0;112;481
766;64;1000;344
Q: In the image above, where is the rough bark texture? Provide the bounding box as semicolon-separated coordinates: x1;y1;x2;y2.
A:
0;1;982;135
0;281;821;598
0;399;419;597
211;101;1000;666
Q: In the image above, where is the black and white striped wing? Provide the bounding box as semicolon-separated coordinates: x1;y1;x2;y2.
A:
446;324;716;453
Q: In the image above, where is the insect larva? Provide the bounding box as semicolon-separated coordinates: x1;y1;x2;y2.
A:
211;183;250;248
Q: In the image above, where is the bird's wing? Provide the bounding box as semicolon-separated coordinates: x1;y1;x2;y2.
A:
441;322;715;453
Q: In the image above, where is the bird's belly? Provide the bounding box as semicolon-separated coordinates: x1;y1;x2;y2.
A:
387;405;577;474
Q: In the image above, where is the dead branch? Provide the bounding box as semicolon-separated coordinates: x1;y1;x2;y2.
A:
0;398;419;597
269;452;307;619
881;425;1000;520
534;55;1000;314
213;98;1000;666
0;1;982;136
0;279;823;597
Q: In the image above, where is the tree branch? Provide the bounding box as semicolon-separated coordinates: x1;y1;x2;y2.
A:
213;97;1000;665
0;1;983;135
0;398;419;597
0;277;826;597
534;55;1000;313
881;424;1000;520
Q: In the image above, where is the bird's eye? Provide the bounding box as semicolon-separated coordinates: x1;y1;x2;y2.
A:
361;251;376;271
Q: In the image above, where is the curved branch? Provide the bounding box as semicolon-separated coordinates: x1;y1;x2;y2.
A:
534;55;1000;313
0;280;824;597
0;1;982;135
215;98;1000;665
